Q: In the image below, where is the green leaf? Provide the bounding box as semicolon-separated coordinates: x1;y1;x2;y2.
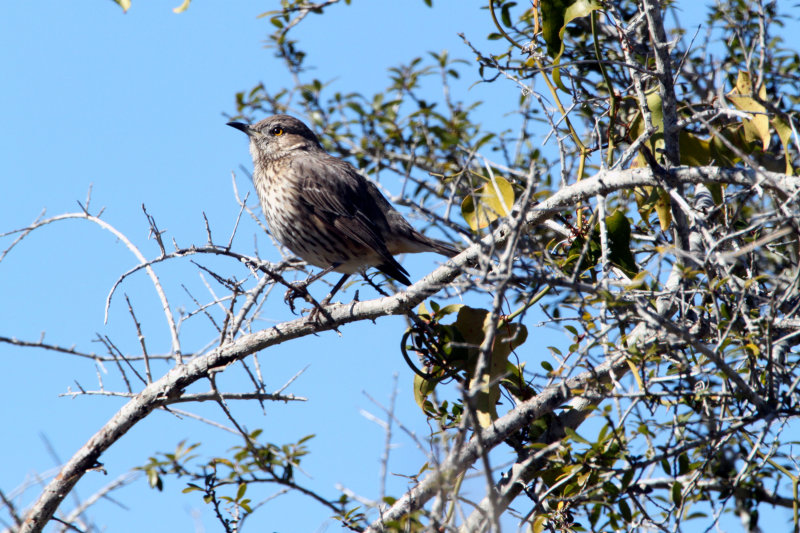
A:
501;1;516;27
678;452;690;475
671;481;683;506
565;231;601;274
417;301;430;319
461;175;514;231
297;434;315;445
501;360;531;402
413;373;438;412
437;303;464;317
619;469;634;491
605;209;638;278
147;469;163;491
540;0;602;90
564;427;590;445
618;499;632;522
678;131;712;167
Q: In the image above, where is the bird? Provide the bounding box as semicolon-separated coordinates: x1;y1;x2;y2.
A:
227;114;458;308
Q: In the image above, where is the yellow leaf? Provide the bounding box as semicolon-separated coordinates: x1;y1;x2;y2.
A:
461;176;514;231
625;358;644;392
413;373;436;412
532;515;547;533
654;187;672;231
629;89;667;167
173;0;191;13
625;269;649;290
114;0;131;12
772;114;795;175
635;186;671;230
746;343;760;356
472;379;498;428
726;71;770;151
455;307;490;345
470;313;527;427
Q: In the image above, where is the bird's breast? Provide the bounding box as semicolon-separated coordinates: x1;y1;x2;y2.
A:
256;176;362;269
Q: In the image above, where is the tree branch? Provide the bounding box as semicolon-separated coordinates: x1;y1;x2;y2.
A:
17;165;797;532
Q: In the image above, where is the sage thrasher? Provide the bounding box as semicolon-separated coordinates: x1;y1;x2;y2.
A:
227;114;458;304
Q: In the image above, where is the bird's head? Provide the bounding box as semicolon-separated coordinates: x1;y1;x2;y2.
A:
227;114;322;162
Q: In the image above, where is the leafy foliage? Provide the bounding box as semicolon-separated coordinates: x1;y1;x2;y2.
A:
216;0;800;530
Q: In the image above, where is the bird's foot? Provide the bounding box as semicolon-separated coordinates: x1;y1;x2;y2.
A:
283;282;336;325
305;294;335;324
283;281;316;315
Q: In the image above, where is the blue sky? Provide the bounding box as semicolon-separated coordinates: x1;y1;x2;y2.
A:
2;1;798;532
0;2;519;531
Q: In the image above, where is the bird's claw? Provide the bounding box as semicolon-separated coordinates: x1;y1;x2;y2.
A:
283;282;334;323
305;293;336;323
283;282;313;315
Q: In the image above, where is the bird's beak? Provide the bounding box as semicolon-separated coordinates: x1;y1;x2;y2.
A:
227;122;253;136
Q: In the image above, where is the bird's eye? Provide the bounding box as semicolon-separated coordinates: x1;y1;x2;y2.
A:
270;126;284;136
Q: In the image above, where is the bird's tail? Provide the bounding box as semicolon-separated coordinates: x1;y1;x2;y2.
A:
397;229;460;258
425;238;459;258
377;260;413;286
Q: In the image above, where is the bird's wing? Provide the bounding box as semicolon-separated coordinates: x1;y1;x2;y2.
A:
293;154;411;282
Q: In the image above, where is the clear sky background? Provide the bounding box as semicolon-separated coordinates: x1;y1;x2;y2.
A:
1;1;798;532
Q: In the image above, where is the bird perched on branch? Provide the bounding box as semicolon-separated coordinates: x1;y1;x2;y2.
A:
227;114;458;308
